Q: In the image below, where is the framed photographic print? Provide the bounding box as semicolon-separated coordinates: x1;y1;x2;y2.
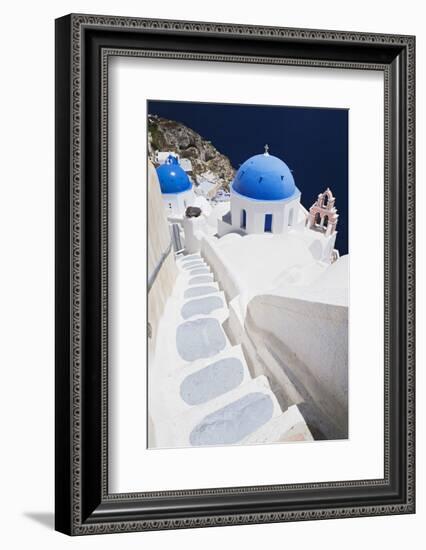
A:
55;14;415;535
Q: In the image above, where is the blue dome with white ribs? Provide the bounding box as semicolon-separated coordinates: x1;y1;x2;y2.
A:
232;150;297;201
156;155;192;194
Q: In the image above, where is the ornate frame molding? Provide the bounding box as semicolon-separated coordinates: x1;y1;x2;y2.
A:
55;14;415;535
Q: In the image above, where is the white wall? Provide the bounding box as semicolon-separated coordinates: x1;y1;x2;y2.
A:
245;293;349;437
0;1;423;549
163;188;194;217
230;190;301;234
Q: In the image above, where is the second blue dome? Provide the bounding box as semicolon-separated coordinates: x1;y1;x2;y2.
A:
156;155;192;194
232;153;297;201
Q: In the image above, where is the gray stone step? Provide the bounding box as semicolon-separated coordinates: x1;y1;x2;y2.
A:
176;317;229;362
180;293;227;321
154;376;282;448
180;259;207;271
149;346;251;422
188;274;215;286
184;283;220;299
186;265;211;277
179;253;202;263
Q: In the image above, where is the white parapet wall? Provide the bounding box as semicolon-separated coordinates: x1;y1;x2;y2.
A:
243;292;348;439
200;235;245;304
147;161;178;357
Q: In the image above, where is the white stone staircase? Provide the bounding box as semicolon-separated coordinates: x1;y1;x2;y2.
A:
150;252;313;448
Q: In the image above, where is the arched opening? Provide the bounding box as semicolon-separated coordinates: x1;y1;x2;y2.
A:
315;212;321;225
288;208;294;226
323;193;329;206
240;209;247;229
323;215;329;227
264;214;273;232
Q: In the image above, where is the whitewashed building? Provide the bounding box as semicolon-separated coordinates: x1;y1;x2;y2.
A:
155;150;193;173
156;154;195;217
218;145;304;236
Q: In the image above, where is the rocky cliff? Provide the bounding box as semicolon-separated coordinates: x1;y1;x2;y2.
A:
148;114;235;193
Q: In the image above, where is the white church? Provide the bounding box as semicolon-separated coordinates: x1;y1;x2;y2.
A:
148;146;348;449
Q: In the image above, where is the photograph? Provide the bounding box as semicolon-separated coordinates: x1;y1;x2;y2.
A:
147;100;349;449
0;0;420;545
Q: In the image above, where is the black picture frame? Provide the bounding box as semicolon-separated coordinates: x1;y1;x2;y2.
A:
55;13;415;535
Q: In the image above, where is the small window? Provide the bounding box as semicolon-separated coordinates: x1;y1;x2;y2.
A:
241;209;247;229
264;214;273;232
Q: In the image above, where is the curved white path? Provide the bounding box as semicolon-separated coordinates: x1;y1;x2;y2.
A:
149;253;313;448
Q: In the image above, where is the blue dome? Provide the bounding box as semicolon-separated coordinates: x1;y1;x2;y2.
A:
156;155;192;194
232;153;297;201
